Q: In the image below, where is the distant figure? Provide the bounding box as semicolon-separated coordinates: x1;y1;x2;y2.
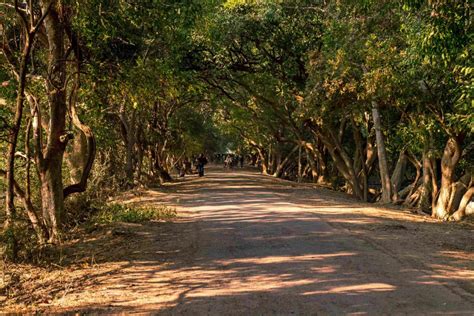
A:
197;153;208;177
239;155;244;168
224;155;233;169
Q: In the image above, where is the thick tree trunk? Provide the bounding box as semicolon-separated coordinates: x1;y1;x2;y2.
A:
446;173;471;215
433;137;463;219
39;161;65;242
259;150;269;175
37;1;69;243
450;187;474;221
371;101;392;203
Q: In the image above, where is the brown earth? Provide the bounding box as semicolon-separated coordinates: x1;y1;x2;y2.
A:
2;166;474;314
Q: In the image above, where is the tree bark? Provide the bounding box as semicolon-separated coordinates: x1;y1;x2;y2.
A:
371;101;392;203
450;186;474;221
65;130;87;183
433;137;463;219
37;1;70;242
391;150;408;202
418;147;432;211
400;152;422;204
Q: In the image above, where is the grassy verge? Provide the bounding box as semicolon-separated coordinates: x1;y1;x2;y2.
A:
90;203;177;224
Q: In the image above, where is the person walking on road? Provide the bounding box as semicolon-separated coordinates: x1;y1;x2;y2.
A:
197;153;208;177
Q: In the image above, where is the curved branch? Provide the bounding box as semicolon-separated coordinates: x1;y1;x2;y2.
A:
63;100;96;199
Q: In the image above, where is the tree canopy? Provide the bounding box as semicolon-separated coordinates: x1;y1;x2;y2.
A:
0;0;472;259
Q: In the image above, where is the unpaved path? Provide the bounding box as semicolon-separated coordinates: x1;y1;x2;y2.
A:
15;167;474;314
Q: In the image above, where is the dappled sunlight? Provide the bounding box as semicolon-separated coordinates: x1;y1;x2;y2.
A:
215;253;356;265
44;167;473;314
426;264;474;280
303;283;396;295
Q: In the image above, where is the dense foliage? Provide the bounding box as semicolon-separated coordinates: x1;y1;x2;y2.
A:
0;0;472;260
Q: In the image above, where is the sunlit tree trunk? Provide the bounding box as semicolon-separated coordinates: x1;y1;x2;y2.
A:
433;137;463;219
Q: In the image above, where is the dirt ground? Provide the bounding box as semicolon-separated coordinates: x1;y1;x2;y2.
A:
2;166;474;314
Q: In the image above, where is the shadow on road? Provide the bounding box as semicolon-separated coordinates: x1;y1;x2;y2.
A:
47;167;474;314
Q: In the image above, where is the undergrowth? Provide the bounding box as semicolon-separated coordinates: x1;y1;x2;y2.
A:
90;203;177;224
1;196;176;264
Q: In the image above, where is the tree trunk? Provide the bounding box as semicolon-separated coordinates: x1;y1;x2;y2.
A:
258;148;269;175
446;173;471;215
352;119;368;202
304;119;363;200
65;130;87;183
39;161;64;242
390;150;407;202
418;148;432;211
371;102;392;203
433;137;463;219
152;146;172;183
273;145;299;178
400;153;422;206
450;186;474;221
37;1;70;243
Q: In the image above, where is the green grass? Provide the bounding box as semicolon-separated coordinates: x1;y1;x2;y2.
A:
91;203;177;224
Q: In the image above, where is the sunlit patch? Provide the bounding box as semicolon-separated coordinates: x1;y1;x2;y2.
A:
303;283;395;295
426;264;474;280
439;251;473;261
216;253;356;265
310;266;337;273
187;277;314;297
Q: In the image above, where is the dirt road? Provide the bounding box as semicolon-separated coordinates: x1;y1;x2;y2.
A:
32;167;474;314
